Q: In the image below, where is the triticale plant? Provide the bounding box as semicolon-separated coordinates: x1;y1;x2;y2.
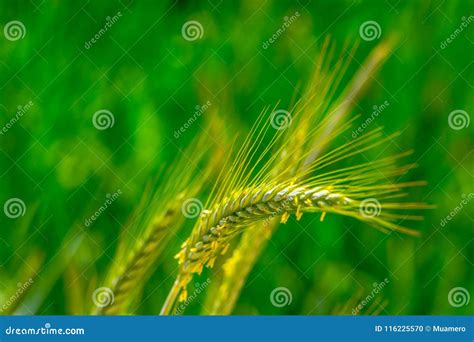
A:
93;132;218;315
206;38;398;314
161;103;429;314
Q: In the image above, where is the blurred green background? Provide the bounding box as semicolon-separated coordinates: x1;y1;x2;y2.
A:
0;0;472;315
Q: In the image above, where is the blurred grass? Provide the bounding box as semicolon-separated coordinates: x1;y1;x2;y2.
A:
0;0;472;315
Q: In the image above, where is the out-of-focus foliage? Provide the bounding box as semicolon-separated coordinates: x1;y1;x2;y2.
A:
0;0;472;315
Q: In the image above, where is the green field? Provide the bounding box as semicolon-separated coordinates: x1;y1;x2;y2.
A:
0;0;472;315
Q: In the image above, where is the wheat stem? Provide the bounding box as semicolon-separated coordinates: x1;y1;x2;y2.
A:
160;277;182;315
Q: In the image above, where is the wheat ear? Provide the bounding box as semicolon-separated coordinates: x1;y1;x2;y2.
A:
93;130;218;315
179;184;352;272
162;185;351;314
207;38;395;314
162;176;427;314
95;205;181;315
161;128;429;314
161;39;427;314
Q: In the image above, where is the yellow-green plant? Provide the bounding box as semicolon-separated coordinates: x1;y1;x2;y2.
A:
160;83;428;315
206;38;398;314
93;131;218;315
